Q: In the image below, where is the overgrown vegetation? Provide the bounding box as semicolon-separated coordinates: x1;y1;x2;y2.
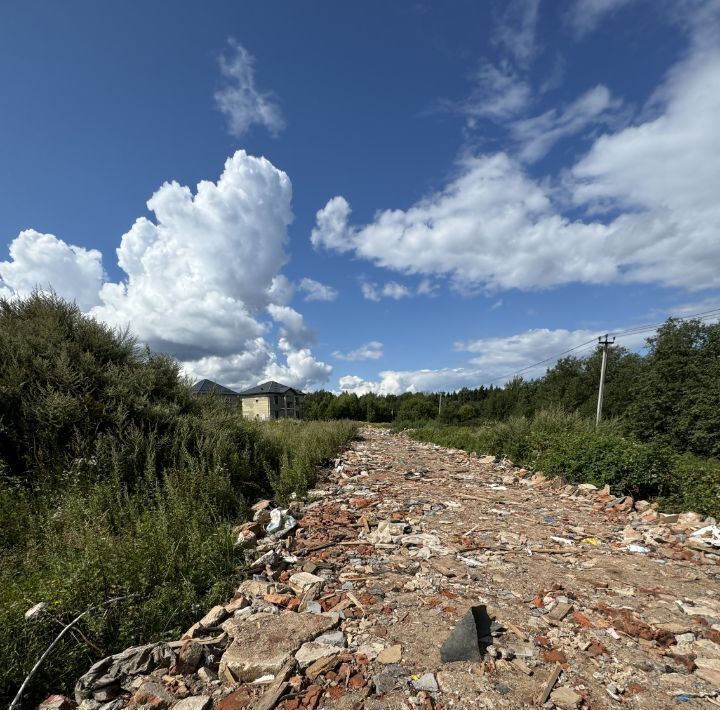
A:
0;293;356;707
407;410;720;519
306;318;720;458
306;319;720;519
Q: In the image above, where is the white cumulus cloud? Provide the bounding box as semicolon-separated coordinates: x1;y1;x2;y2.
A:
312;37;720;294
0;230;104;311
1;150;332;392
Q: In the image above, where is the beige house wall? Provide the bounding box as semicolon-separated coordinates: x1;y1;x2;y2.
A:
240;393;305;420
242;396;271;421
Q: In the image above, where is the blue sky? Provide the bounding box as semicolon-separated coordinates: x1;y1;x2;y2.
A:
1;0;719;393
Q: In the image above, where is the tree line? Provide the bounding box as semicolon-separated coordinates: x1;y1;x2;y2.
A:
305;318;720;460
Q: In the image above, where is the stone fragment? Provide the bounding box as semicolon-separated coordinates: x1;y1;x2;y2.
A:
315;630;346;647
131;681;175;709
39;695;74;710
411;673;439;693
373;665;407;695
173;697;211;710
198;605;227;628
219;612;337;682
288;572;325;595
377;644;403;664
695;657;720;685
576;483;597;494
692;638;720;659
548;602;573;621
197;666;218;683
217;688;253;710
294;642;341;668
25;601;48;621
237;580;274;598
176;639;204;675
440;606;492;662
550;686;582;709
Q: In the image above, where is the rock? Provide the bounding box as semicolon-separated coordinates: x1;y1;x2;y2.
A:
237;580;274;598
411;673;439;693
576;483;598;494
38;695;74;710
75;643;175;703
692;639;720;659
550;686;582;709
315;630;346;647
377;644;402;664
440;606;492;662
217;688;253;710
695;657;720;685
131;682;175;709
678;512;705;527
176;639;204;675
294;641;341;668
198;605;227;628
235;529;257;548
197;666;218;683
366;520;407;544
373;665;407;695
634;500;652;512
25;601;48;621
173;697;211;710
219;612;338;682
91;687;118;703
288;572;325;595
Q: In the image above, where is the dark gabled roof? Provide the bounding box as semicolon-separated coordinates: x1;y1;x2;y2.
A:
238;380;304;396
190;379;239;396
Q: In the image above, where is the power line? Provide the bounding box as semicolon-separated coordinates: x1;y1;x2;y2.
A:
483;305;720;387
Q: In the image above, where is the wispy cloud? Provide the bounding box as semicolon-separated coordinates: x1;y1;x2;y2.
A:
215;39;285;138
299;277;338;302
568;0;639;38
333;341;384;361
361;280;434;301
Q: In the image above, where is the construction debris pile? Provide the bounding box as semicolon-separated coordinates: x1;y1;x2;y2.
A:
41;427;720;709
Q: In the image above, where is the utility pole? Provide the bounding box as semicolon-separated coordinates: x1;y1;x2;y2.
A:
438;393;443;416
595;334;615;427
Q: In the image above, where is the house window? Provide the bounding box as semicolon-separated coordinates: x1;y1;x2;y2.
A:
274;396;278;406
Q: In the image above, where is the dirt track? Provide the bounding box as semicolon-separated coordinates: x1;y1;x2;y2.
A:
287;426;720;708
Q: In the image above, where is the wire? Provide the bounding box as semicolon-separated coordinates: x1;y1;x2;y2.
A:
483;305;720;387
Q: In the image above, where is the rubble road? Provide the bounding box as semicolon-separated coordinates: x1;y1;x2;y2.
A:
68;427;720;710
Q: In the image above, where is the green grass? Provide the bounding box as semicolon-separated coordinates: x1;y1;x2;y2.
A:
406;409;720;519
0;417;357;708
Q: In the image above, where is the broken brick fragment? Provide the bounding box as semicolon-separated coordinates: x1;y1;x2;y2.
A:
542;649;568;664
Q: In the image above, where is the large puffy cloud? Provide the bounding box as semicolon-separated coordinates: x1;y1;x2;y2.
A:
313;153;616;292
92;150;292;360
313;39;720;293
0;229;104;310
2;150;331;391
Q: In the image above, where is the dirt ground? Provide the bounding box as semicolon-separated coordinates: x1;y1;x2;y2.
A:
281;426;720;709
68;426;720;710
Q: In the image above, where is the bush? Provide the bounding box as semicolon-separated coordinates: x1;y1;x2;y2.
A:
0;294;357;707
